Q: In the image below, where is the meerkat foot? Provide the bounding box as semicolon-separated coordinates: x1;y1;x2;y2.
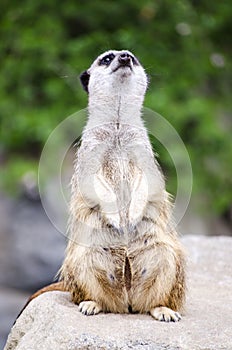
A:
78;301;102;316
150;306;181;322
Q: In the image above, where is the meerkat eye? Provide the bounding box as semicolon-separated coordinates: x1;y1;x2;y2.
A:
130;55;139;65
99;53;115;66
130;55;135;63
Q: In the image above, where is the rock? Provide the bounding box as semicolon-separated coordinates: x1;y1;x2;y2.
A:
4;235;232;350
0;288;30;350
0;193;66;291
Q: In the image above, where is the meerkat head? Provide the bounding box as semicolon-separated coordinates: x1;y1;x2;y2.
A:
80;50;148;99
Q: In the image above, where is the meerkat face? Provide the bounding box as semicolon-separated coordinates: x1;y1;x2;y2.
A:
80;50;148;97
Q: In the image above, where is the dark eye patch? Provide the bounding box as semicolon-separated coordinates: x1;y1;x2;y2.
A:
130;55;139;65
99;53;115;66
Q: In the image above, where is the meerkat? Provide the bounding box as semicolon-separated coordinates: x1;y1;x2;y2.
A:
58;50;186;322
16;50;186;323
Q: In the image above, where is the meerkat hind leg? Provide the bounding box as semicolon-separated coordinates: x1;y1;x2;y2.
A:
150;306;181;322
78;301;102;316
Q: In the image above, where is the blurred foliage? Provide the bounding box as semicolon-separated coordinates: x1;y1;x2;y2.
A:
0;0;231;215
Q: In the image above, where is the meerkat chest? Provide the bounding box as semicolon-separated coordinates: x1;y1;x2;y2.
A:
93;125;149;174
77;124;156;229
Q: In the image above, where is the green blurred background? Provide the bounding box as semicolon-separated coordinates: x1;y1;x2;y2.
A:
0;0;231;229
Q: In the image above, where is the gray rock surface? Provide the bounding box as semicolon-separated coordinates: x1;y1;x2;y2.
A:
4;235;232;350
0;193;66;348
0;288;30;350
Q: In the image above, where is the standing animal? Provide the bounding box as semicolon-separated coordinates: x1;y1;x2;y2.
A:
58;50;186;322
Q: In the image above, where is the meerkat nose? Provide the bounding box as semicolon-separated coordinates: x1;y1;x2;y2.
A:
118;53;131;65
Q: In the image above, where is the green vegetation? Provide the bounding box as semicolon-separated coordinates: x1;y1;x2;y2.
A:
0;1;231;216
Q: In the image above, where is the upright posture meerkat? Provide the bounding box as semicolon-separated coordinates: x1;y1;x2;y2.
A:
59;50;186;322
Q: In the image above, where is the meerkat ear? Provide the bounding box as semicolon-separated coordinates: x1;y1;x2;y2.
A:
80;70;90;93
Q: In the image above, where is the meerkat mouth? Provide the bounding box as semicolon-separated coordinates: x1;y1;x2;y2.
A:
112;63;133;73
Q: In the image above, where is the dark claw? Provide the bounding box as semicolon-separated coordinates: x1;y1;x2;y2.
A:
175;312;181;321
89;307;95;315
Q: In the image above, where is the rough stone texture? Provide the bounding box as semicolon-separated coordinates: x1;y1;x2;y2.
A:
0;288;30;350
4;235;232;350
0;193;66;347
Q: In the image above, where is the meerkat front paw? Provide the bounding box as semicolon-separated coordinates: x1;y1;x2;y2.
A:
78;301;102;316
150;306;181;322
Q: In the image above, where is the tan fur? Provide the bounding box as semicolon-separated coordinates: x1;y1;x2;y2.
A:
59;50;186;321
